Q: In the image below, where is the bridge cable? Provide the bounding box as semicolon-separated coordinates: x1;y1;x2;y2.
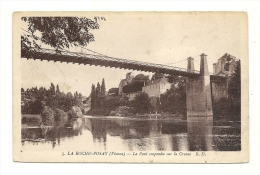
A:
194;59;200;66
79;46;109;57
21;28;201;74
166;57;187;65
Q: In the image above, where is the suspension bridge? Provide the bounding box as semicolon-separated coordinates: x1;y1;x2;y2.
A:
21;47;224;79
21;47;228;117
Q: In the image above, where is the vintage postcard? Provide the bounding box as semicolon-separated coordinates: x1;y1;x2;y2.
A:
13;12;248;163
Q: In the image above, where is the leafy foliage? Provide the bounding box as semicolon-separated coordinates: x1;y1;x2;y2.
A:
134;74;149;81
90;79;107;109
21;83;84;114
131;92;151;114
228;60;241;101
159;76;186;116
90;84;96;109
213;60;241;120
166;75;186;86
88;95;130;116
89;75;187;116
122;80;146;94
21;17;105;56
151;72;164;80
96;82;101;97
101;78;106;96
108;87;119;95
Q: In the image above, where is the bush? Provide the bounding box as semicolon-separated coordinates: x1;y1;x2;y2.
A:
41;106;55;125
54;108;68;123
40;106;69;126
68;106;84;118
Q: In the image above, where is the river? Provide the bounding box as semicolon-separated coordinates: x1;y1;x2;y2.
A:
21;116;241;152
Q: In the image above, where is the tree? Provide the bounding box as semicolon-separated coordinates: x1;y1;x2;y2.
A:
56;85;60;94
21;17;105;57
21;83;85;114
90;84;96;109
108;87;119;96
96;82;101;96
166;75;186;86
78;93;83;99
228;60;241;101
151;72;164;80
159;76;186;116
214;60;241;120
132;92;151;114
101;78;106;96
95;82;101;107
74;91;79;98
50;83;56;95
66;92;73;98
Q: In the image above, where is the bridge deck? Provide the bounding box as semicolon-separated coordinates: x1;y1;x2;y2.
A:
21;47;225;79
21;48;202;78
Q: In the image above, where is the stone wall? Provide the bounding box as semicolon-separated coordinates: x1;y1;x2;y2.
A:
211;80;228;103
142;80;171;98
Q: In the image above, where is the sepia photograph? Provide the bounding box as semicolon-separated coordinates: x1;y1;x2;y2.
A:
13;11;248;163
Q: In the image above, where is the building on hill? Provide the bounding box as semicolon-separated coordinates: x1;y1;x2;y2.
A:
142;77;171;98
211;53;240;102
118;72;171;100
118;72;135;95
123;80;146;94
118;72;149;96
213;53;238;77
122;80;146;100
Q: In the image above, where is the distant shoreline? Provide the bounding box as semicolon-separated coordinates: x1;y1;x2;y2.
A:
21;114;241;124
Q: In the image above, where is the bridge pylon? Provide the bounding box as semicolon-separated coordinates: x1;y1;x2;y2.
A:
186;54;213;117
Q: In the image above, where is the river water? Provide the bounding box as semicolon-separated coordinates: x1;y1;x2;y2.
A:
21;116;241;152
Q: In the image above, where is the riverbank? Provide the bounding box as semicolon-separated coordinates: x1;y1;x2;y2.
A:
22;112;240;128
22;105;84;126
82;114;241;123
83;114;184;120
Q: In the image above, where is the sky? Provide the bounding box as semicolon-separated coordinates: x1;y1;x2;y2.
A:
21;12;247;96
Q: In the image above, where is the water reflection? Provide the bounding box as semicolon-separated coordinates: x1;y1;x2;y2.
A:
22;118;84;149
187;117;213;151
21;116;241;151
